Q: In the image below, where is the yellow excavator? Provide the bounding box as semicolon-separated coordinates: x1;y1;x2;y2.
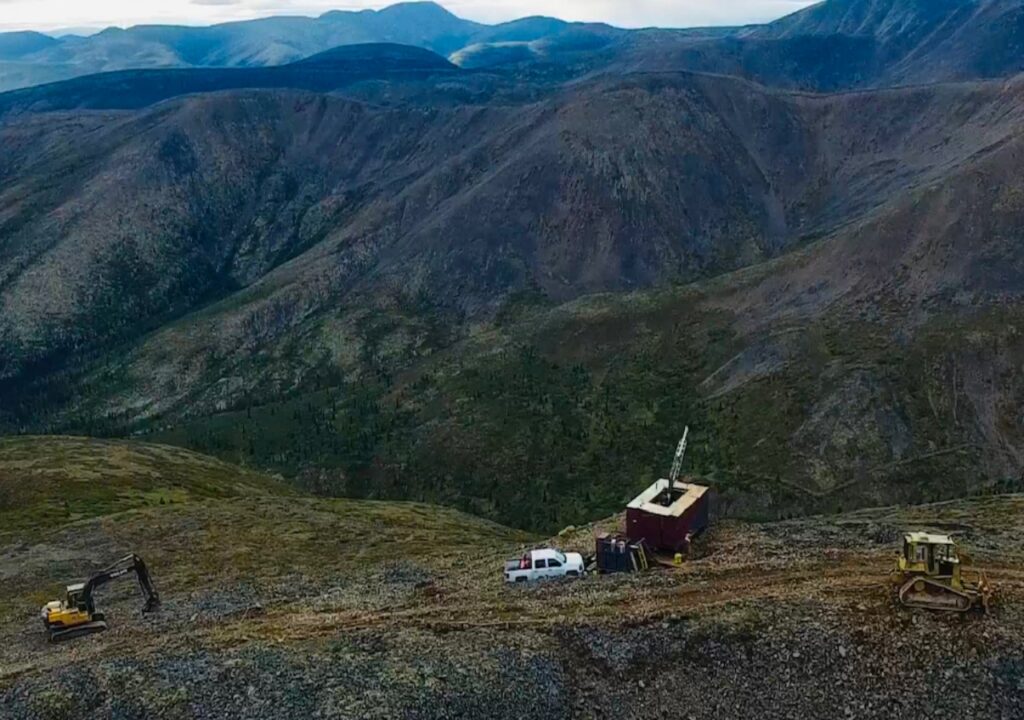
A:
41;554;160;641
893;533;991;613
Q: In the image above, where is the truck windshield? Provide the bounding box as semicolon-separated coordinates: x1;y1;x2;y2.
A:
555;552;566;564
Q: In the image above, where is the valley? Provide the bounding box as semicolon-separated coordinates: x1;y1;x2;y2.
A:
3;57;1024;531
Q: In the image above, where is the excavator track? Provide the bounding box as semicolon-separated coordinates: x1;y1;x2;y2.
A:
897;575;977;613
48;620;108;642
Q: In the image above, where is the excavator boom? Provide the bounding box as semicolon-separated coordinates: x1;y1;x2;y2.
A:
84;554;161;613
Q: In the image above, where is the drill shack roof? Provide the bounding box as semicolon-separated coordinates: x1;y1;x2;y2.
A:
627;479;709;517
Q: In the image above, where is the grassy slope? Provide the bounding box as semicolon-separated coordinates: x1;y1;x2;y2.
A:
0;436;534;626
0;436;291;539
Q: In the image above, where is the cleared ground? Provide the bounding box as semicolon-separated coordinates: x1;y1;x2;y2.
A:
1;438;1022;718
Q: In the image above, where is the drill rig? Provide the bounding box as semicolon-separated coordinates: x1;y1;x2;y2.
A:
41;554;160;641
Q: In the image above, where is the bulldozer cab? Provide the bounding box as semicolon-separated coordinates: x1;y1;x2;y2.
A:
901;532;961;579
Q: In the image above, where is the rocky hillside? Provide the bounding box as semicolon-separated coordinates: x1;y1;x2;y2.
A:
7;70;1024;376
757;0;1024;86
1;439;1021;718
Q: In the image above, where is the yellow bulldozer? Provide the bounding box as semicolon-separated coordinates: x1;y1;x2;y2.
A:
892;532;992;613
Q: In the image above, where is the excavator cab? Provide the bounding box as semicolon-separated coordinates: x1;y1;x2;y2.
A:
893;533;990;613
41;554;160;641
65;583;88;611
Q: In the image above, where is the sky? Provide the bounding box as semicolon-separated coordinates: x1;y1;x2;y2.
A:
0;0;818;33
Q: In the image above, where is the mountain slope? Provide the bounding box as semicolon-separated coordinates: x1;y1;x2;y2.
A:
0;435;290;538
449;16;623;69
8;71;1022;397
759;0;1024;85
621;0;1024;90
761;0;969;39
5;69;1024;528
0;89;526;388
0;32;60;60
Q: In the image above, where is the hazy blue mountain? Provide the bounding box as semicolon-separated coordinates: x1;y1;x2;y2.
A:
0;2;622;92
0;31;60;60
0;44;459;117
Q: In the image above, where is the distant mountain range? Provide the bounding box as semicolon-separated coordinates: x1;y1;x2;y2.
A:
0;2;626;92
4;0;1024;531
4;0;1023;97
0;44;462;116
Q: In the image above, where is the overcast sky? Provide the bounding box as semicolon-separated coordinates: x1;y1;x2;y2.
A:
0;1;818;33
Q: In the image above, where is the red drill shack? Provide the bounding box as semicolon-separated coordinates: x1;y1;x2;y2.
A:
626;479;710;553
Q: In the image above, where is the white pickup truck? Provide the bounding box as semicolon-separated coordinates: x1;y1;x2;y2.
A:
504;548;586;583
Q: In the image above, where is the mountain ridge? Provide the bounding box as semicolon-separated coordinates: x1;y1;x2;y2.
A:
618;0;1024;90
0;43;461;118
7;0;1024;96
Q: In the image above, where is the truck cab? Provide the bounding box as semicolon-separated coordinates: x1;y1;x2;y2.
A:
504;548;585;583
